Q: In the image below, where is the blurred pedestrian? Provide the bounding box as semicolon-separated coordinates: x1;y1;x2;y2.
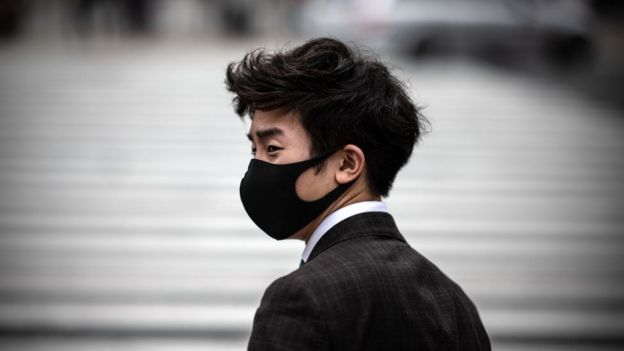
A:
0;0;30;39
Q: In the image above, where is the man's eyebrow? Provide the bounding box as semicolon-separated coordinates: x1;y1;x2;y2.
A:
247;127;284;141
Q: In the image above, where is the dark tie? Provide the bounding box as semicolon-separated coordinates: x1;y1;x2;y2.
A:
299;259;305;268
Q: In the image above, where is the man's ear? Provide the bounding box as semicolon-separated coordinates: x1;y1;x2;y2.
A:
336;144;365;184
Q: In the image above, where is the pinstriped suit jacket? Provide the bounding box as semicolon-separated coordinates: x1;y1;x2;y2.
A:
248;212;491;350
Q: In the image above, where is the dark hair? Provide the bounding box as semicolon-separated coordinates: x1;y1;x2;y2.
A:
225;38;428;197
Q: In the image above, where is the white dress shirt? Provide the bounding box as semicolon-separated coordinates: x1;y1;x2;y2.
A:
301;201;389;263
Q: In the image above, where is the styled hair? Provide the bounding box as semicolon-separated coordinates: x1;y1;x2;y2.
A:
225;38;428;197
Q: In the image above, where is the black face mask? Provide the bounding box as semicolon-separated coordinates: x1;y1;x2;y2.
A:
239;150;353;240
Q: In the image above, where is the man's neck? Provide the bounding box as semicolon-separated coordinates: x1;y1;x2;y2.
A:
292;187;380;243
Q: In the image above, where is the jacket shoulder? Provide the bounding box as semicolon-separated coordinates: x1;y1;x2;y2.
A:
249;272;329;350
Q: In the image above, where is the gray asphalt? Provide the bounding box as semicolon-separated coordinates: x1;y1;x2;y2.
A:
1;38;623;351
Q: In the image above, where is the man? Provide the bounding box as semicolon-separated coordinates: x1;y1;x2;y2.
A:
225;38;490;350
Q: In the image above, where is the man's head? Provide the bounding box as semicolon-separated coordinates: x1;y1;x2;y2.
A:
226;38;427;198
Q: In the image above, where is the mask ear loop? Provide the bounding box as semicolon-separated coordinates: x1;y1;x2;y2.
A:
302;146;358;202
309;146;344;174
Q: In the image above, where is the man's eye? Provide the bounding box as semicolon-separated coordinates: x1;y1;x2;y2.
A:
267;145;282;153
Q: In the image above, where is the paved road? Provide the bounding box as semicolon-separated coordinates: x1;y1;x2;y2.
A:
0;39;623;350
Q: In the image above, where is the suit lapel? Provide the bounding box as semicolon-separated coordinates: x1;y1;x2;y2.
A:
307;212;406;262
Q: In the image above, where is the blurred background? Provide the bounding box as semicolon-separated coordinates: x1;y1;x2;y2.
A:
0;0;623;350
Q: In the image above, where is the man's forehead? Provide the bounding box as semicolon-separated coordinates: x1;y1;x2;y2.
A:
248;111;303;139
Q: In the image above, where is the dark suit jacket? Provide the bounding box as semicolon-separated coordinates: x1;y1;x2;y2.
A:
248;212;490;350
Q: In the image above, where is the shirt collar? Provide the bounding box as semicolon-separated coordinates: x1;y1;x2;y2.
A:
301;201;389;263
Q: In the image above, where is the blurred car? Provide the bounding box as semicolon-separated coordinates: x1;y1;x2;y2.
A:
302;0;595;67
